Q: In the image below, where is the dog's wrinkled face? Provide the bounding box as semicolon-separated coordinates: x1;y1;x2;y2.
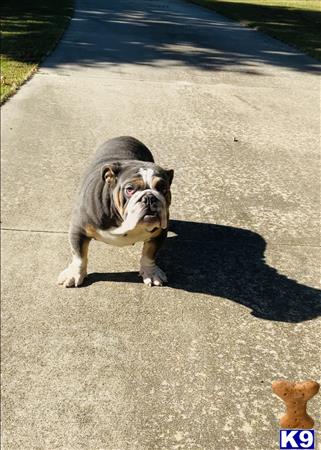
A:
102;162;173;235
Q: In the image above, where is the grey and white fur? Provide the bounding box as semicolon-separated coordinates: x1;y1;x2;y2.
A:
58;136;174;287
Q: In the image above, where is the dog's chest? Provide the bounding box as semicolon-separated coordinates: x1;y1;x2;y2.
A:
95;227;157;247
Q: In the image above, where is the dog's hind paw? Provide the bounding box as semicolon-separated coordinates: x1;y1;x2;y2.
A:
58;265;87;288
139;264;167;287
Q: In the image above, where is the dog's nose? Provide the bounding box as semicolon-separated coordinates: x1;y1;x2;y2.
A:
141;192;158;209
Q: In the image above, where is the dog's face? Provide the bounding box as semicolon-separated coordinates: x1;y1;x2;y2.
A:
102;162;174;235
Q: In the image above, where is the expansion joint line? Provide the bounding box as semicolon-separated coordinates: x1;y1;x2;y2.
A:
1;227;68;234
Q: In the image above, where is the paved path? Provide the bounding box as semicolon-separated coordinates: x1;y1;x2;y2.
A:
2;0;320;448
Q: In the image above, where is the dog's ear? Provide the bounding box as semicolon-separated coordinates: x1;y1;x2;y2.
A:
166;169;174;186
101;162;121;186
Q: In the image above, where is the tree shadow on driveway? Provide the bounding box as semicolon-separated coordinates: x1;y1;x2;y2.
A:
8;0;316;74
85;219;321;323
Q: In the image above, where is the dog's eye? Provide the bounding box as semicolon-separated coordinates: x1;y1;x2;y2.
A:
125;185;136;196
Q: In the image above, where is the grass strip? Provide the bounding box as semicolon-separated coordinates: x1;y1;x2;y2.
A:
187;0;321;61
1;0;74;104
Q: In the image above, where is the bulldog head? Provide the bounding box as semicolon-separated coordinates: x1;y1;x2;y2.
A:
101;161;174;235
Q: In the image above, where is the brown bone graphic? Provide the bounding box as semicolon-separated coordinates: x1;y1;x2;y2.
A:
272;380;320;429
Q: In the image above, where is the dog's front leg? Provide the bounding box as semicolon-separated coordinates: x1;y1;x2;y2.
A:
140;231;167;286
58;228;91;287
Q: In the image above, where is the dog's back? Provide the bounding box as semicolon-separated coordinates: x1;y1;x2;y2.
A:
94;136;154;164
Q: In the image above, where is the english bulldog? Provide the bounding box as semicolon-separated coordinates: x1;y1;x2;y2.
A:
58;136;174;287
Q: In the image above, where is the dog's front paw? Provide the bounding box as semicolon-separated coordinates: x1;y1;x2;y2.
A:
58;265;87;288
139;264;167;287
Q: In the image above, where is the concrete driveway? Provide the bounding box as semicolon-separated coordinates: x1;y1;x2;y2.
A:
1;0;320;448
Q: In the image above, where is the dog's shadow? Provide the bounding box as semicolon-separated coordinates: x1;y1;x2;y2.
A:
85;220;321;323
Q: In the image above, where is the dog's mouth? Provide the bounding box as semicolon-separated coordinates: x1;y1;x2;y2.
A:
140;209;161;232
111;204;163;236
140;205;158;219
142;212;159;223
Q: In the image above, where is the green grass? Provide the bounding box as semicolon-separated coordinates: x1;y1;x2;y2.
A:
188;0;321;61
0;0;73;104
